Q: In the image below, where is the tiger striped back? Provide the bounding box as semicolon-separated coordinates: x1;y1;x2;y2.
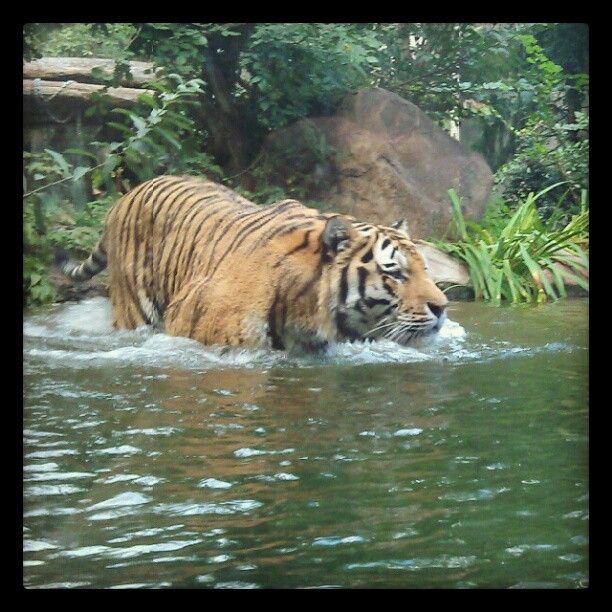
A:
104;175;257;328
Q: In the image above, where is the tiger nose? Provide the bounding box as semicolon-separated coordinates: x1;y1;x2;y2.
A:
427;302;447;319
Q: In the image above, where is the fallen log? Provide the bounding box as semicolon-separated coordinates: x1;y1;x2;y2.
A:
23;57;161;86
23;78;154;106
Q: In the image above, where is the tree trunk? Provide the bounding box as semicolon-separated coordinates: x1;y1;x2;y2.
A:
197;25;256;177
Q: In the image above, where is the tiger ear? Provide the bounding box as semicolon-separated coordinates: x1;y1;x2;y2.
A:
391;218;410;237
322;216;352;254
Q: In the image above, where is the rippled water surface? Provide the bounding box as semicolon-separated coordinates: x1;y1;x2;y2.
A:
23;298;588;589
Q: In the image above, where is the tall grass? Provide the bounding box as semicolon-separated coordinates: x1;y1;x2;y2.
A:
432;185;589;304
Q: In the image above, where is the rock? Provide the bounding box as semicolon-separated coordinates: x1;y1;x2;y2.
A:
50;267;109;303
414;241;473;300
414;241;470;286
261;88;493;240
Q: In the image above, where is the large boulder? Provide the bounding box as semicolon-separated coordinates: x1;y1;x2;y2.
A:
261;88;493;240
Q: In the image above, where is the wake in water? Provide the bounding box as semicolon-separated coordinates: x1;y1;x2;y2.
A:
23;297;573;370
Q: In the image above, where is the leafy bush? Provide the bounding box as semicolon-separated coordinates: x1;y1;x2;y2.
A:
241;24;384;129
432;187;589;304
490;33;589;218
23;255;55;309
23;198;55;308
24;23;138;60
23;73;210;308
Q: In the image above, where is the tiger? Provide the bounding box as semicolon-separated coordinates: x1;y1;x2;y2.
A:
56;175;448;352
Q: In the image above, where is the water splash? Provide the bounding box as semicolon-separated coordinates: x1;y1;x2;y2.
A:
24;297;578;371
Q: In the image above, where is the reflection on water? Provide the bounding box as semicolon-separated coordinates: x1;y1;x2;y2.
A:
23;298;588;588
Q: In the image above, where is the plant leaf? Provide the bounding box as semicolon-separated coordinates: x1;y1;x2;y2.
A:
44;149;71;179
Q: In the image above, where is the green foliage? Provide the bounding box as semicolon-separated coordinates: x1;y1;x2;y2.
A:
127;23;210;75
23;73;210;308
432;188;589;304
492;33;589;217
103;75;208;181
23;190;59;308
47;197;113;254
24;74;208;194
241;24;384;129
23;183;116;308
24;255;55;308
24;23;138;60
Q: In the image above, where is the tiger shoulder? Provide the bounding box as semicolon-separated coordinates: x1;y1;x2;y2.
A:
58;175;448;351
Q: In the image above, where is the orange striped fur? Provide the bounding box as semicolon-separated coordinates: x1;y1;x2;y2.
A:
61;175;448;350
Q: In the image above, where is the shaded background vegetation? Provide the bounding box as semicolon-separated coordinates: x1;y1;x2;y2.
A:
23;23;589;308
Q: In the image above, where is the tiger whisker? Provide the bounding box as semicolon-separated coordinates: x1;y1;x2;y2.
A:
398;328;415;344
396;320;433;329
386;326;406;342
382;320;430;345
366;320;397;335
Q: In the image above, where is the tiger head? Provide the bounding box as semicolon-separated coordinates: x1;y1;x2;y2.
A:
322;215;449;345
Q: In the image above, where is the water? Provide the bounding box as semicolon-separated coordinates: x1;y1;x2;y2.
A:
23;297;589;589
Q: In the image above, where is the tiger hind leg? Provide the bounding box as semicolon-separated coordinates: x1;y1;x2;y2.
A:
108;268;157;330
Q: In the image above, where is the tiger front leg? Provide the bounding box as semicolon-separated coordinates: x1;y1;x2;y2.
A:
164;278;267;347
